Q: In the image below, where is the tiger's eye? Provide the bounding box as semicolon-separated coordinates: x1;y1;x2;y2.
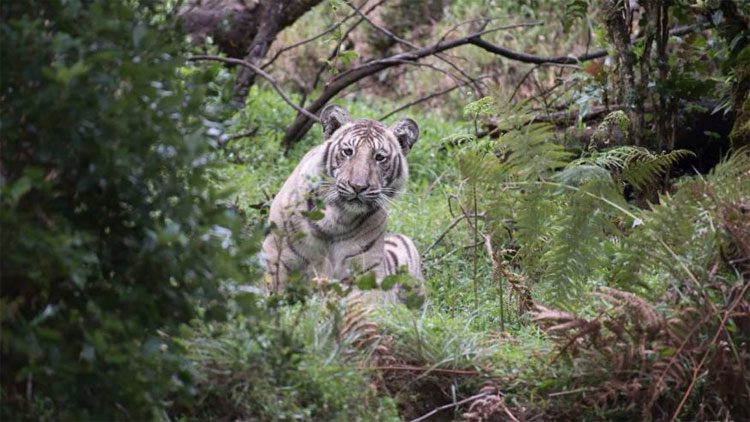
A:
375;153;386;162
342;148;353;157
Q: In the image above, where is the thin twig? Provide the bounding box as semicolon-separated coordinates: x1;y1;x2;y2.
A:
409;392;491;422
224;128;259;142
262;0;368;69
343;0;417;49
485;234;505;331
548;387;592;397
303;0;387;107
436;16;512;45
380;76;493;120
423;241;484;264
342;0;487;96
421;213;484;257
671;281;750;421
188;55;321;122
469;22;707;65
368;365;480;376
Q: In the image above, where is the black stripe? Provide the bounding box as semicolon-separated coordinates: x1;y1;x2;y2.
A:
386;250;399;273
358;262;381;275
332;209;378;241
383;254;392;274
287;241;310;264
394;234;413;262
393;155;402;182
342;229;384;262
321;141;331;172
350;213;386;242
306;219;330;240
385;239;399;248
282;260;294;273
306;196;314;212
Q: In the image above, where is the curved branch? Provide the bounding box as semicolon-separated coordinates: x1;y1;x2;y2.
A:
282;24;536;147
188;55;321;122
302;0;387;108
469;22;706;65
281;22;708;148
262;0;369;69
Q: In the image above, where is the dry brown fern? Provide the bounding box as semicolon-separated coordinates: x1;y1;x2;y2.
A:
530;285;750;421
461;383;520;422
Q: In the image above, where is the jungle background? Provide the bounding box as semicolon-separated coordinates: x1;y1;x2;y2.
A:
2;0;749;420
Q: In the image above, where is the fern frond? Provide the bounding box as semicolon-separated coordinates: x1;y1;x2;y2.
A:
572;146;694;191
498;123;573;180
622;149;694;191
541;178;624;306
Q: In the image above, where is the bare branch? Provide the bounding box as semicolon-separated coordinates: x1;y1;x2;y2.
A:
281;22;707;148
282;23;540;147
469;21;706;65
409;393;491;422
188;55;321;122
342;0;418;49
262;0;369;69
422;213;485;257
303;0;387;107
379;78;477;120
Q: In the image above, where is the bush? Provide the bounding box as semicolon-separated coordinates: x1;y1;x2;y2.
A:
171;300;400;421
0;1;254;418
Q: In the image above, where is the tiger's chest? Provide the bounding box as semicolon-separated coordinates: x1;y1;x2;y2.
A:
294;206;387;279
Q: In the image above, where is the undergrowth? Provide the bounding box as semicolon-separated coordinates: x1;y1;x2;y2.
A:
178;88;749;421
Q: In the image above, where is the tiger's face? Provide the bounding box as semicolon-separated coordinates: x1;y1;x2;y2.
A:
319;105;419;213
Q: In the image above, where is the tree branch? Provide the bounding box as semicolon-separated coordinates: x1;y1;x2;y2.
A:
261;0;369;69
282;23;539;148
409;392;491;422
188;55;321;122
279;22;708;148
342;0;488;96
379;76;491;120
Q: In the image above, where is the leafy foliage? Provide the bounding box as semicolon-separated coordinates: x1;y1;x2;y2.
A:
0;1;257;418
450;96;749;418
3;0;748;420
171;300;400;420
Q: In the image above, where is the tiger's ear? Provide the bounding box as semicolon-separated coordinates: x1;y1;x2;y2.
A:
390;118;419;154
319;104;350;139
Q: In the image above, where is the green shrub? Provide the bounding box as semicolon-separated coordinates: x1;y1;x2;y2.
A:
0;1;256;418
172;300;400;421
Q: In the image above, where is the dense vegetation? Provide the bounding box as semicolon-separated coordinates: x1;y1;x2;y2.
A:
2;0;748;420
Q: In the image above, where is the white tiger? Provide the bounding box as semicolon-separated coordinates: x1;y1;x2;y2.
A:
261;104;423;302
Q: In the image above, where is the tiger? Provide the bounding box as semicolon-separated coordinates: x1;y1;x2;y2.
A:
261;104;423;303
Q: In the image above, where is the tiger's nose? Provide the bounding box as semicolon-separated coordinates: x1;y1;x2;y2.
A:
349;181;369;193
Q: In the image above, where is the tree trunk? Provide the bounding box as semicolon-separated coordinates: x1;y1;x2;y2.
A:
603;0;641;145
712;1;750;150
179;0;324;108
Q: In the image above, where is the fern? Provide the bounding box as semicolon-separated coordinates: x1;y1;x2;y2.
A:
571;146;695;191
540;178;625;305
622;149;694;191
611;148;750;295
562;0;589;31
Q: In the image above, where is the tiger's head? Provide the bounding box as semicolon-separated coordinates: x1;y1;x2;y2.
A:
318;104;419;213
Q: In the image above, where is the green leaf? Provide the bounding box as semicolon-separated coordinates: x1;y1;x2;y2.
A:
658;347;676;358
235;292;257;314
301;209;325;220
380;274;401;291
405;292;425;310
338;50;358;67
355;272;377;290
9;176;33;204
